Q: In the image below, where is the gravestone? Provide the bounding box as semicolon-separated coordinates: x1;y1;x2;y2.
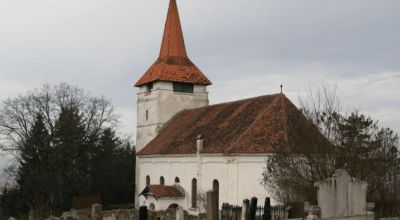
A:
206;190;219;220
28;210;35;220
242;199;250;220
305;206;321;220
314;169;374;220
91;204;103;220
263;197;272;220
139;206;148;220
249;197;258;220
176;206;184;220
46;216;61;220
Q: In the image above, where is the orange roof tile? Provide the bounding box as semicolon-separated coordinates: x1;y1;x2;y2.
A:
135;0;212;87
140;185;185;199
137;94;331;155
159;0;187;59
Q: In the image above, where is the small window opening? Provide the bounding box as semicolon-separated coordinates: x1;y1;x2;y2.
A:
146;175;150;186
173;82;194;93
146;110;149;121
145;83;153;93
192;178;197;208
160;176;165;185
175;177;180;183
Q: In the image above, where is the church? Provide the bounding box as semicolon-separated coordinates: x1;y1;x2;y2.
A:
134;0;326;213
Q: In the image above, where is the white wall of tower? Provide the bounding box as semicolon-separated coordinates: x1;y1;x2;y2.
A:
136;81;209;152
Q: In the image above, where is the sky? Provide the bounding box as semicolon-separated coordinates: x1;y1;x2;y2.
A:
1;0;400;180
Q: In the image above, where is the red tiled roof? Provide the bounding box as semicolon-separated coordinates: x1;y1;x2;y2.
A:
137;94;330;155
159;0;187;59
135;0;212;87
140;185;185;198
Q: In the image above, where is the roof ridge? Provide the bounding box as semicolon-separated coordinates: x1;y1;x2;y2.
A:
224;94;285;154
137;93;332;156
182;93;283;113
279;94;290;148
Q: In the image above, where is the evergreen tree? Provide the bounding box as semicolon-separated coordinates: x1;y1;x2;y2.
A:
17;114;52;216
0;84;135;216
0;186;26;219
92;128;135;206
52;107;90;212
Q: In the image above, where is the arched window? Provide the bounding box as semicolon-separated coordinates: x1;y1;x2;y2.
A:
149;203;155;211
160;176;165;185
146;175;150;186
212;179;219;208
175;177;180;183
192;178;197;208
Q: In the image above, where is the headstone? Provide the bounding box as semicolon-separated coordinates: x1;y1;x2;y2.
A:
305;206;320;220
242;199;250;220
29;210;35;220
61;211;75;220
176;206;184;220
263;197;272;220
379;218;399;220
206;190;218;220
249;197;258;220
315;169;368;218
91;203;103;220
46;216;61;220
366;202;375;215
139;206;148;220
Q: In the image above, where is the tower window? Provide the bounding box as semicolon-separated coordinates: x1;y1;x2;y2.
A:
175;177;180;183
160;176;165;185
145;83;153;93
146;110;149;121
146;175;150;186
173;82;194;93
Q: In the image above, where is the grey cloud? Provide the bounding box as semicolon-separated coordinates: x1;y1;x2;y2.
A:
0;0;399;145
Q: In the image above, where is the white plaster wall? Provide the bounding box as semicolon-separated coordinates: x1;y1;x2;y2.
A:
137;154;274;211
135;81;208;207
136;81;209;151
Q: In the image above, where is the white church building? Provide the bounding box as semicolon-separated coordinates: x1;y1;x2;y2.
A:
134;0;327;213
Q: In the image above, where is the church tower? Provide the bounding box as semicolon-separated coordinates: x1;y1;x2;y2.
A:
135;0;212;152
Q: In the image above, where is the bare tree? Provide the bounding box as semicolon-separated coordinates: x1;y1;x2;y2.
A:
0;83;119;156
262;85;400;208
299;85;341;145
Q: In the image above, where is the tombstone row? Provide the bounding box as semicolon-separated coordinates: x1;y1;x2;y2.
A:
206;189;273;220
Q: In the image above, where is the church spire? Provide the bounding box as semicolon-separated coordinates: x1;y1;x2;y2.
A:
159;0;188;58
135;0;212;87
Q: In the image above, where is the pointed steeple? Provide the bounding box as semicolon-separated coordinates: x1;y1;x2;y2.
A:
159;0;187;59
135;0;211;87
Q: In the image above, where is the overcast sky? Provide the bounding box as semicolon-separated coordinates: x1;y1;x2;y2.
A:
1;0;400;177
